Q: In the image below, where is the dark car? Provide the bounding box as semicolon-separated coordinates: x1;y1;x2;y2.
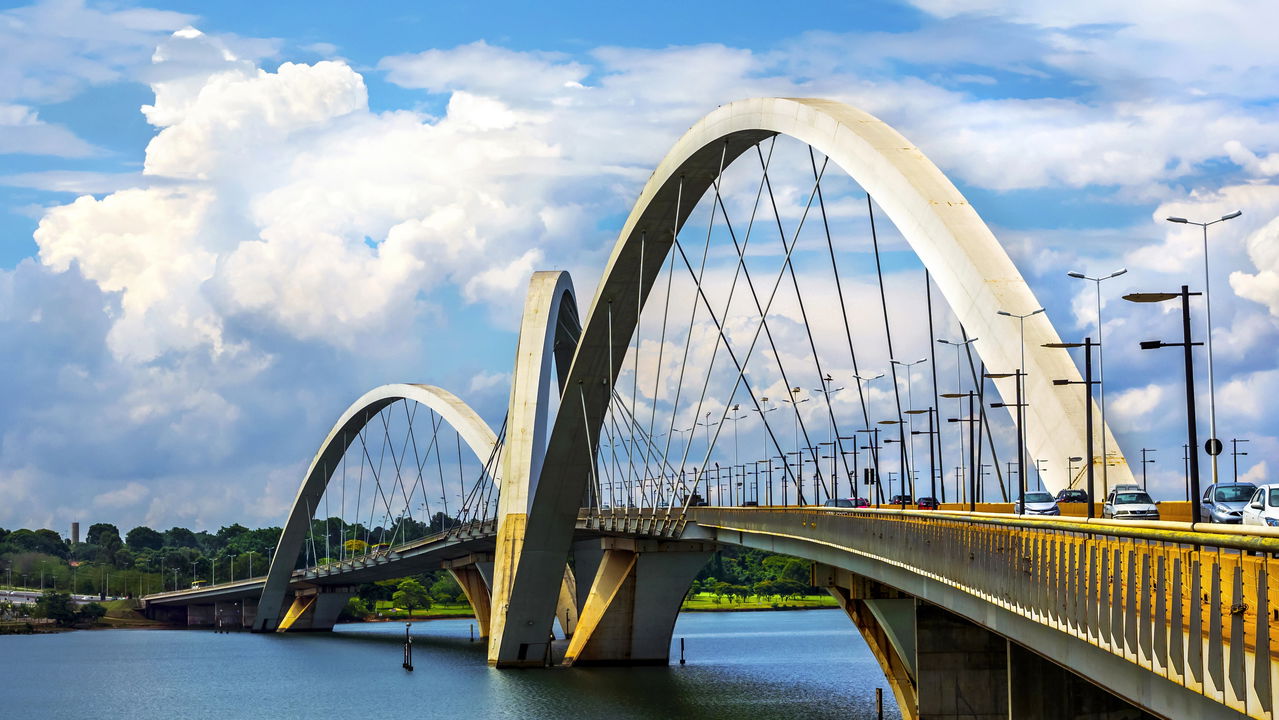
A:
822;497;858;508
740;500;759;507
1056;489;1089;503
888;494;913;506
917;497;940;510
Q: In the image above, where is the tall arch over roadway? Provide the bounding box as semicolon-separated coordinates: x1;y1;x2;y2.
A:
489;97;1135;664
253;383;497;631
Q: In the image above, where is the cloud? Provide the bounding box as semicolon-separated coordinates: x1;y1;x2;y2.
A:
1109;383;1165;425
0;103;98;157
93;481;149;509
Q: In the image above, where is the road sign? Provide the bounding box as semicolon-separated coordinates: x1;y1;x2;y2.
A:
1205;438;1223;456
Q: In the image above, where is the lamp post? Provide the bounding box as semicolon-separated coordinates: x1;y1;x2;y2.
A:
943;390;979;509
1067;456;1084;488
782;387;810;504
856;427;884;506
908;407;938;501
1124;286;1205;524
1231;439;1249;483
1067;268;1126;493
1167;211;1241;484
814;374;844;501
853;371;885;483
891;358;927;497
938;338;978;500
752;398;777;503
728;404;749;504
988;367;1028;513
1140;448;1157;489
1046;338;1099;517
997;308;1043;494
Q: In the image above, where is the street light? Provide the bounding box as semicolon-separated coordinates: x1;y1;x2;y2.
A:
1066;268;1126;493
1046;339;1099;517
1140;448;1156;489
891;358;928;497
1124;286;1205;524
997;308;1043;496
988;367;1028;515
814;374;844;501
938;337;978;500
782;387;810;505
1167;210;1241;484
1231;438;1250;483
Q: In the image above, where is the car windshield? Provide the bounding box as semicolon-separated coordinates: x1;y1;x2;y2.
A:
1214;486;1255;503
1114;492;1153;505
1025;492;1053;503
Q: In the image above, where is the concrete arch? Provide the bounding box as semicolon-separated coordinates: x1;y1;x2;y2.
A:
488;270;582;663
253;383;497;631
495;96;1134;662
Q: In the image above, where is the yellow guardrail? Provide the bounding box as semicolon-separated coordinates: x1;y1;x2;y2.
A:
690;506;1279;719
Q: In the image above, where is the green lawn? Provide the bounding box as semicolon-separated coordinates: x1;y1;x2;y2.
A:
370;600;475;619
680;591;838;611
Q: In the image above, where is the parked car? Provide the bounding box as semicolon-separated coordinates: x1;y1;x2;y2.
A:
1103;485;1160;521
1055;488;1089;504
1199;482;1257;524
917;497;940;510
1015;491;1061;516
888;494;913;506
1241;484;1279;527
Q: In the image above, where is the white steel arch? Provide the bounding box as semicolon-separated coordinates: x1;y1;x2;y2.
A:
493;96;1135;663
254;383;497;631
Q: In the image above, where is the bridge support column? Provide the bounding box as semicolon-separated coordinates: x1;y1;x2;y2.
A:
1006;643;1156;719
563;539;713;666
214;600;242;630
187;604;214;627
276;586;356;632
241;597;258;628
446;560;493;640
916;602;1008;719
556;564;578;639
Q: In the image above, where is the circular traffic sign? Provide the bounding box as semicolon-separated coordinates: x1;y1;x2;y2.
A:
1205;438;1223;456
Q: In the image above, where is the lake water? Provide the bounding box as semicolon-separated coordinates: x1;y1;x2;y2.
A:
0;609;902;719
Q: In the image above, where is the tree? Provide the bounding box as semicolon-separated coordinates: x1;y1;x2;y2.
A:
86;523;120;547
429;573;463;603
163;527;200;549
125;526;163;551
77;602;106;624
391;578;431;618
32;590;77;626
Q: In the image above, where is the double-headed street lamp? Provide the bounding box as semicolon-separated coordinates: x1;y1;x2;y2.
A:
988;368;1028;515
938;337;978;496
1124;286;1205;524
891;358;928;491
1066;268;1126;492
1044;338;1099;518
1167;210;1241;483
814;374;844;500
944;390;979;511
997;308;1043;493
1140;448;1157;489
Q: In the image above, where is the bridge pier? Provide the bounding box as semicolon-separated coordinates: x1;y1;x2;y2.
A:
816;563;1157;720
276;586;356;632
214;600;242;630
187;603;214;627
445;555;494;639
562;538;713;666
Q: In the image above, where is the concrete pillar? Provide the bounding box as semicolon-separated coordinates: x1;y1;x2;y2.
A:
448;566;493;639
214;600;242;629
556;564;578;639
187;604;214;627
241;597;258;628
1007;643;1157;719
277;587;356;632
916;603;1008;720
564;539;713;666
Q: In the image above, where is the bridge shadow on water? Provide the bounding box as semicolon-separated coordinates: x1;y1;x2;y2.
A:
321;611;901;720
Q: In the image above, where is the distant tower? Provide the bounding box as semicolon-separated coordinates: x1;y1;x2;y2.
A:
71;522;80;545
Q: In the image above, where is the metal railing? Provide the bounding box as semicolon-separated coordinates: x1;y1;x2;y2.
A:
690;506;1279;719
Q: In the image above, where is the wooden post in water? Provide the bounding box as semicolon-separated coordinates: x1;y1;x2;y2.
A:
679;637;686;665
875;688;883;719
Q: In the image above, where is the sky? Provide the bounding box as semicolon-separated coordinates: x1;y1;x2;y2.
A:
3;0;1279;533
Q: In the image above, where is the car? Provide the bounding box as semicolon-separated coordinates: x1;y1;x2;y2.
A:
917;497;940;510
740;500;759;507
1199;482;1257;524
1015;491;1061;516
888;494;913;506
1241;484;1279;527
1103;485;1160;521
1055;488;1089;503
823;498;856;508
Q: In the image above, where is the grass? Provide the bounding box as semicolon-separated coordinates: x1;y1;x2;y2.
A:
680;591;838;611
368;601;475;620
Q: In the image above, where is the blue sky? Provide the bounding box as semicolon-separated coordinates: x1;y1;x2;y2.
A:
3;0;1279;531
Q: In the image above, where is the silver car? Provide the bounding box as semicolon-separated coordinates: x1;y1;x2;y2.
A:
1015;490;1061;516
1199;482;1256;523
1103;485;1160;521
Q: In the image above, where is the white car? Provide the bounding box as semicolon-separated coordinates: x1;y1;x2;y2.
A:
1241;483;1279;528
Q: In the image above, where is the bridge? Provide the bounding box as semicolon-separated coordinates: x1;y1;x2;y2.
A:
141;97;1279;719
